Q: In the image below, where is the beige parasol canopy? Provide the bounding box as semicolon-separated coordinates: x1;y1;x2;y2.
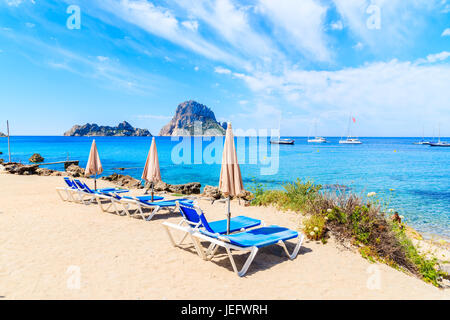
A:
85;139;103;190
141;137;162;200
219;123;243;197
219;123;243;234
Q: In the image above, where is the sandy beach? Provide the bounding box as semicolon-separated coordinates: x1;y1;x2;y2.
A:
0;174;449;300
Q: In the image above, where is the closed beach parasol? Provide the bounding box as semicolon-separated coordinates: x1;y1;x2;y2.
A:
142;137;162;201
219;122;243;234
85;139;103;190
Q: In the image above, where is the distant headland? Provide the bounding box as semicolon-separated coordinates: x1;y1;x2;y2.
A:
159;100;226;136
0;132;6;137
64;121;152;137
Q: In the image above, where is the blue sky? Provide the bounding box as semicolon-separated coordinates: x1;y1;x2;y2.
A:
0;0;449;136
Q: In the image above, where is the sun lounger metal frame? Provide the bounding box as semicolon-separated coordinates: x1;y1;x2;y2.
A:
163;203;303;277
56;178;84;203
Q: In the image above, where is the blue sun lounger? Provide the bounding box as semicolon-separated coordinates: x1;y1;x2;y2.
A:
95;192;192;221
68;179;129;205
129;197;194;221
56;177;80;202
178;202;262;234
163;203;304;277
73;179;129;194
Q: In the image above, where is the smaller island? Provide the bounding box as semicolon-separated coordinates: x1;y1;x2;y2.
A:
64;121;152;137
0;132;6;137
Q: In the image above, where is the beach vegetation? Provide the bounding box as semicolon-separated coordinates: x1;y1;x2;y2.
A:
303;215;327;243
249;179;447;287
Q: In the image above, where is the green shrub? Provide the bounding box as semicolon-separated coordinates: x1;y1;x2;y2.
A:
250;178;446;287
303;215;326;242
325;207;348;224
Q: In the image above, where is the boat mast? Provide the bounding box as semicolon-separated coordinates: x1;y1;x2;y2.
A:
347;115;352;139
438;123;441;143
314;120;317;138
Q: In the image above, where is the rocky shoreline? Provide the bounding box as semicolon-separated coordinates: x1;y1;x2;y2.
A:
0;162;254;199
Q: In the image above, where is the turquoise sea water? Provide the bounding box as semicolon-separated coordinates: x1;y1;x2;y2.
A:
1;136;449;238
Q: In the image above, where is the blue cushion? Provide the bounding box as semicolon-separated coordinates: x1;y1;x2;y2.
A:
122;195;164;201
179;204;200;223
64;178;76;188
201;226;298;248
135;195;164;201
140;199;193;207
207;216;261;235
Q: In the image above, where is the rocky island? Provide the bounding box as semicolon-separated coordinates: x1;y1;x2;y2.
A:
64;121;152;137
159;100;226;136
0;132;6;137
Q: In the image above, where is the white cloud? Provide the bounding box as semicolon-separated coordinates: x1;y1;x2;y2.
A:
441;0;450;13
25;22;35;28
5;0;35;6
330;20;343;30
181;20;198;32
214;66;232;74
442;28;450;36
332;0;442;53
97;56;109;62
353;42;364;50
175;0;279;69
216;55;450;135
6;0;23;6
426;51;450;63
194;66;199;71
257;0;330;61
97;0;242;66
2;30;160;94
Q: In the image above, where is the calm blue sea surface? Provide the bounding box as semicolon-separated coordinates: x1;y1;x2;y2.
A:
1;136;449;238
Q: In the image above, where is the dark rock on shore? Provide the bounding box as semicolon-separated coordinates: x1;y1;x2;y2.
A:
64;121;152;137
101;173;143;189
1;163;39;175
202;185;222;199
36;168;66;176
29;153;44;163
0;132;6;137
159;100;226;136
0;162;71;176
201;185;254;201
154;181;201;195
65;164;85;177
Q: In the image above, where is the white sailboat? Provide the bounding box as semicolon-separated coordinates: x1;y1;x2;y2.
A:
270;115;295;145
307;120;328;143
429;124;450;147
339;116;362;145
413;125;431;145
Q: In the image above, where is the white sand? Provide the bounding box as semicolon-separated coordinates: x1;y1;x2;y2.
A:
0;174;448;300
